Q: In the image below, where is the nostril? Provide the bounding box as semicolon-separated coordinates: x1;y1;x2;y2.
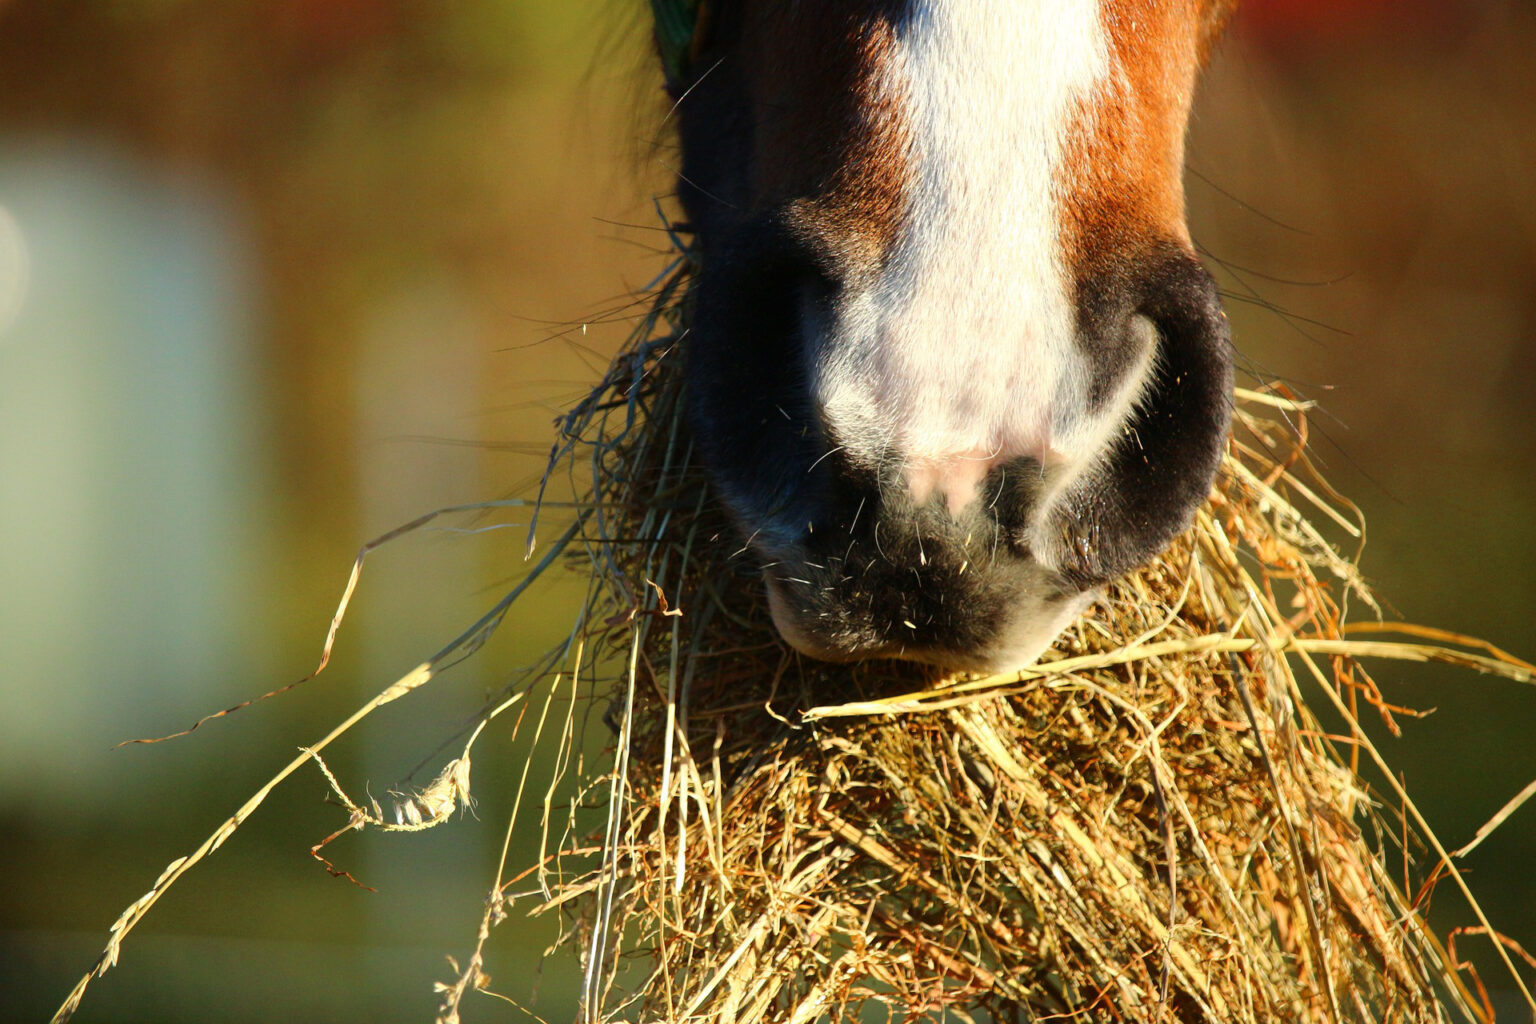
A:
683;214;852;550
951;454;1046;557
1049;251;1234;586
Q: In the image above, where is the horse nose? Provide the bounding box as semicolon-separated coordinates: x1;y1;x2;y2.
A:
710;249;1233;673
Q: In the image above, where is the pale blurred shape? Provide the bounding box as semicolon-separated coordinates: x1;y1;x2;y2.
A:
0;141;269;811
0;201;29;337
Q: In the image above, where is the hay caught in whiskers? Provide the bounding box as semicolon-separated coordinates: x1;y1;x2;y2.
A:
489;250;1536;1024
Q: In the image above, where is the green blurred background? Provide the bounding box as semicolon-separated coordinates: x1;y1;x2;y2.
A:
0;1;1531;1021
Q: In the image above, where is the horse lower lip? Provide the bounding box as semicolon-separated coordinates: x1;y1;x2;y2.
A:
762;581;865;662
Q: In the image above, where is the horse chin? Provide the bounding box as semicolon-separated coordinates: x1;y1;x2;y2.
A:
762;582;865;665
951;588;1098;675
762;565;1098;677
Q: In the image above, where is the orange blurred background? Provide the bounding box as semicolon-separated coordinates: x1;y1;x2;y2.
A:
0;1;1531;1020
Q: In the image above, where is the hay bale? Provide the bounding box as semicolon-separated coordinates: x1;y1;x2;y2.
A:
514;255;1500;1023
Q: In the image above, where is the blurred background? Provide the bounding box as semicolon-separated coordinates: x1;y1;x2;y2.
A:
0;1;1531;1021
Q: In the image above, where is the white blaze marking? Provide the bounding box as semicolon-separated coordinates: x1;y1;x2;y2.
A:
816;0;1115;510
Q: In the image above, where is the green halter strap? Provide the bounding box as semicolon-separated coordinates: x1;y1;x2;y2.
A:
650;0;704;84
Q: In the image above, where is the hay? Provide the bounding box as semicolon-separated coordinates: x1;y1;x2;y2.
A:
492;251;1536;1024
48;250;1536;1024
